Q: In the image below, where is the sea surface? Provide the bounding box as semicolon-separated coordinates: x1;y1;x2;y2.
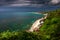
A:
0;4;60;32
0;12;43;32
0;4;60;12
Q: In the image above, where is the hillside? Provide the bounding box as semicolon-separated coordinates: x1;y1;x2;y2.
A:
40;9;60;40
0;9;60;40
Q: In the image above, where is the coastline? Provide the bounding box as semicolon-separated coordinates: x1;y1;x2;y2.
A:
28;13;48;32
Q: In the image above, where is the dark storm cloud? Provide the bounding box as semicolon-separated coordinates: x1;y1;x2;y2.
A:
0;0;31;6
0;0;60;6
30;0;60;5
30;0;51;4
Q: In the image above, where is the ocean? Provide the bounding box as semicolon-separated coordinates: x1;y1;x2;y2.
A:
0;4;60;32
0;12;43;32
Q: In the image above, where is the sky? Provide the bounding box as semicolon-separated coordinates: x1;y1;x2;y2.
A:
0;0;60;12
0;0;60;6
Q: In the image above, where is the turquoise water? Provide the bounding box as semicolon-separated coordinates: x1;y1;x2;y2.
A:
0;12;43;32
0;3;60;32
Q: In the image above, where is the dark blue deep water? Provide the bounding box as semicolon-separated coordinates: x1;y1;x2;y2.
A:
0;5;60;12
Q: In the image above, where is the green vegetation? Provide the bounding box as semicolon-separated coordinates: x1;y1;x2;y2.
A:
0;31;44;40
40;9;60;40
0;9;60;40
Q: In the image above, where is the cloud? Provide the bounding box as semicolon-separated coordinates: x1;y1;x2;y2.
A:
0;0;60;6
0;0;32;6
50;0;60;4
9;4;30;6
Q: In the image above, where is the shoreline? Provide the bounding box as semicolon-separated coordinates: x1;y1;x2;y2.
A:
28;13;48;32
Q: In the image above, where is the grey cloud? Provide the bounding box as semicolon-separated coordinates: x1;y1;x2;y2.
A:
50;0;60;4
0;0;60;6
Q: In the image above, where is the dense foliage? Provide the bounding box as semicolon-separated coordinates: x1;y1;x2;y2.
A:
40;9;60;40
0;9;60;40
